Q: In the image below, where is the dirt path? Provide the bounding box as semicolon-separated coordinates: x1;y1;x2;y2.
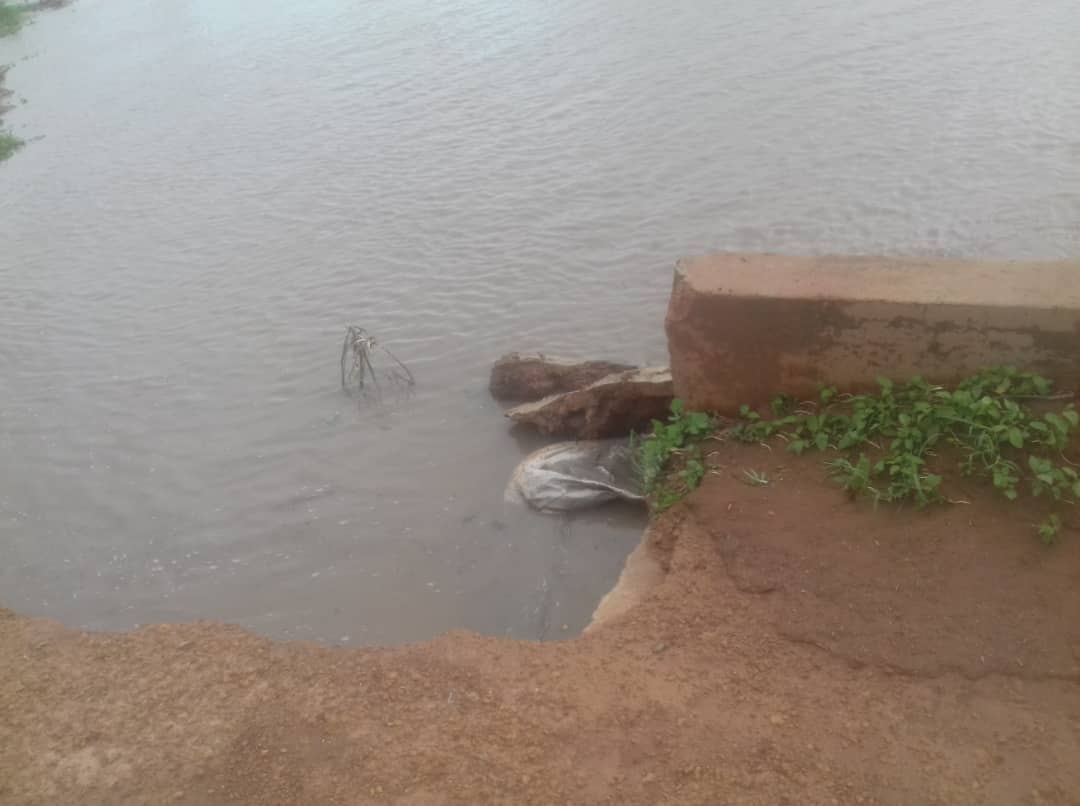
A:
2;442;1079;805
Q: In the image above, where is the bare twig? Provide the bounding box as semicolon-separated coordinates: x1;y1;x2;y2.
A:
380;345;415;386
363;349;380;394
340;325;415;397
340;328;353;389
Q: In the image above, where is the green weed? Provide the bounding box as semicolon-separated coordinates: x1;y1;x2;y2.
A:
1038;514;1062;545
633;399;716;512
826;455;876;499
733;367;1078;541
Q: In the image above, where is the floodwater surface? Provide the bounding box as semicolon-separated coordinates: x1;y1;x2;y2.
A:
1;0;1078;643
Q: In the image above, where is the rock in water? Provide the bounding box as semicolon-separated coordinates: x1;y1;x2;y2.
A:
489;353;635;402
505;367;673;439
508;440;644;512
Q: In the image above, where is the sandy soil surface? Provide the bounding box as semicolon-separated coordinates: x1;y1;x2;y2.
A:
3;441;1079;805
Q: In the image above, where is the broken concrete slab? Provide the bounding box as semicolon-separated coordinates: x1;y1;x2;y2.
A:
489;353;635;401
505;367;673;439
666;253;1080;414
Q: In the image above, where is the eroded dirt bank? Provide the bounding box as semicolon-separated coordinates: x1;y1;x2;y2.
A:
2;442;1079;805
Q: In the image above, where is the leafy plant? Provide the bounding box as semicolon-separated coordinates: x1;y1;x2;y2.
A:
1038;514;1062;545
680;453;706;489
827;455;875;499
734;368;1078;540
633;399;716;511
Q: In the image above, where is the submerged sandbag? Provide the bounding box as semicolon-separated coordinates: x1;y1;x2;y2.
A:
507;439;644;512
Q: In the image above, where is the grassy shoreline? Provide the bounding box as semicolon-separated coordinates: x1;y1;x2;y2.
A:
1;0;25;160
0;61;21;161
0;63;20;161
0;1;70;161
0;2;25;38
638;367;1079;542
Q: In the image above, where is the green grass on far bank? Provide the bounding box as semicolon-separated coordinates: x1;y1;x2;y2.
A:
0;130;23;161
1;59;20;161
0;2;26;38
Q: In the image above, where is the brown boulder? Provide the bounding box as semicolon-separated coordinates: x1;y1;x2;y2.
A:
505;367;673;439
489;353;635;402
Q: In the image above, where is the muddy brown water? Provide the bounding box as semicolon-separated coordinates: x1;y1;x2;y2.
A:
1;0;1078;645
